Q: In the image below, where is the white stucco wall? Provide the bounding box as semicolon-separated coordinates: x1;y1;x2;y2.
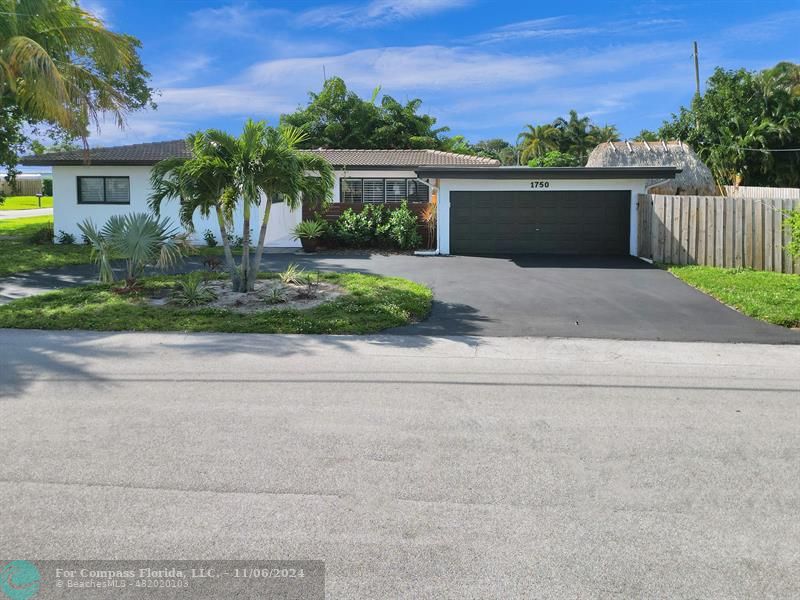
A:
435;177;649;256
52;165;302;247
52;166;425;246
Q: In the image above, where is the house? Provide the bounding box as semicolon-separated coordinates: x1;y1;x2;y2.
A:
22;141;680;256
20;142;498;247
586;140;716;195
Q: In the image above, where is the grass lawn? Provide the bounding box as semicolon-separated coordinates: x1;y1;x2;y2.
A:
0;195;53;210
669;265;800;328
0;215;96;277
0;272;433;334
0;214;53;236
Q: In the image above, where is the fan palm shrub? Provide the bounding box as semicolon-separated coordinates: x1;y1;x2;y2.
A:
78;213;191;289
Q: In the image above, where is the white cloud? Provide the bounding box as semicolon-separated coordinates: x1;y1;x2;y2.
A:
189;4;289;38
88;114;188;146
81;0;111;26
244;45;560;90
471;17;598;44
86;32;691;144
298;0;470;28
723;9;800;42
153;54;214;87
473;15;684;45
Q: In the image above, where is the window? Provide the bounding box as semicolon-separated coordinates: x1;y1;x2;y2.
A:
406;179;429;203
77;176;130;204
339;178;429;203
385;179;406;202
362;179;384;203
341;178;362;203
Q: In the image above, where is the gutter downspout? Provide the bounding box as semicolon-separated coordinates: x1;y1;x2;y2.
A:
412;177;441;256
645;179;673;193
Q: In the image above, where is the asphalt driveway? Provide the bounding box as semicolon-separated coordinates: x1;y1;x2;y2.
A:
259;252;797;343
1;252;798;343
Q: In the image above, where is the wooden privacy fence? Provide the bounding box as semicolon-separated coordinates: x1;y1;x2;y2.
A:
724;185;800;200
637;194;800;274
0;177;42;196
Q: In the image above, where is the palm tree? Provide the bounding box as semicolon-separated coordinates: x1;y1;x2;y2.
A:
78;213;190;288
0;0;145;141
150;121;334;292
149;132;241;288
552;110;594;159
589;124;621;145
246;125;334;291
516;124;558;163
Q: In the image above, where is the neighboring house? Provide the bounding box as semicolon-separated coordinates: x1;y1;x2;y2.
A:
21;142;498;247
22;141;680;256
586;140;716;195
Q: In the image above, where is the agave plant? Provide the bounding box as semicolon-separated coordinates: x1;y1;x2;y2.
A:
170;273;217;307
78;213;192;286
292;219;327;252
291;219;327;240
279;263;306;285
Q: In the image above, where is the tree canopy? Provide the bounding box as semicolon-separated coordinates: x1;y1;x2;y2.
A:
517;111;620;165
527;150;581;168
280;77;448;149
0;0;154;187
471;138;517;165
658;62;800;187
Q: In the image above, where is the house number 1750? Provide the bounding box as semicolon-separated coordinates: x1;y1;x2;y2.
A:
531;181;550;188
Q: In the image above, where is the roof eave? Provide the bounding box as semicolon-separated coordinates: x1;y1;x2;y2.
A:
414;166;682;180
20;158;501;169
19;158;165;166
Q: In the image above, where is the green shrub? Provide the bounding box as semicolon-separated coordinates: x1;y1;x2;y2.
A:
56;230;76;245
203;229;218;247
42;179;53;196
170;273;217;306
785;209;800;257
29;223;54;245
333;204;388;247
383;201;421;250
331;203;421;249
292;219;327;240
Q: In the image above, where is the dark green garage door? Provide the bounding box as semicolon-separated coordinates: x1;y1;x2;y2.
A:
450;190;630;255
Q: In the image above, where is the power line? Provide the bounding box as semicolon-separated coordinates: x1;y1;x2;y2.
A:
738;147;800;152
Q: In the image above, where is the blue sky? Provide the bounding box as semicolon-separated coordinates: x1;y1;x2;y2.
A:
83;0;800;147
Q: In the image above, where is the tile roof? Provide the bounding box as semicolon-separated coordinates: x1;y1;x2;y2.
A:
309;148;499;167
20;140;500;168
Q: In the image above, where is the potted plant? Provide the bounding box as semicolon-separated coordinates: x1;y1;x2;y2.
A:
292;219;327;253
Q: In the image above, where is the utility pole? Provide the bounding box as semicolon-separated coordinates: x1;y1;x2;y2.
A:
693;41;701;130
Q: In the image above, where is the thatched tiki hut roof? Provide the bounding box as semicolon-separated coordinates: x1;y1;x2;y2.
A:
586;140;716;195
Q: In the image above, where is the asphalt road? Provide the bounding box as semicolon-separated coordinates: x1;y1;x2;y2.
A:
2;329;799;598
0;207;52;219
